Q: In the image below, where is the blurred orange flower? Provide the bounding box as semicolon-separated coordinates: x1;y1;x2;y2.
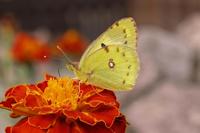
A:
12;33;50;62
53;29;87;55
0;75;126;133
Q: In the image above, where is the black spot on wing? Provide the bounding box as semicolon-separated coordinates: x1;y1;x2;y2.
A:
123;29;126;33
122;52;125;57
101;43;109;53
116;22;119;26
116;47;119;52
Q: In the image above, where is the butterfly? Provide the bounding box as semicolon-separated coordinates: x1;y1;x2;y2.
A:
63;17;139;91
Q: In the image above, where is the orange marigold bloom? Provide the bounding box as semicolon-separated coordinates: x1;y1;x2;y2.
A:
12;33;50;62
0;75;127;133
53;29;87;55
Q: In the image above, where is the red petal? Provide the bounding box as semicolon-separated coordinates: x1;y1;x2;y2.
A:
63;82;120;127
64;103;120;127
6;117;45;133
28;84;43;92
12;102;39;116
110;116;127;133
78;83;117;108
78;83;102;97
71;116;126;133
6;85;27;101
72;121;111;133
12;102;56;116
25;94;46;108
28;114;57;129
47;117;70;133
85;90;119;108
0;98;16;109
37;81;48;92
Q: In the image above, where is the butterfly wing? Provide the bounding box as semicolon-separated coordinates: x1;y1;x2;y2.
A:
79;17;137;66
76;45;139;91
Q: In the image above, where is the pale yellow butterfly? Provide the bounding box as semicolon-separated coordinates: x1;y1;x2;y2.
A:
64;17;139;91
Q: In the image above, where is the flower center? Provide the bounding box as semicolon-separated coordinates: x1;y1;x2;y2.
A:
43;77;79;110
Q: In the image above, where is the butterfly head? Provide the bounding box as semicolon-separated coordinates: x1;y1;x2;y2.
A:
66;63;88;82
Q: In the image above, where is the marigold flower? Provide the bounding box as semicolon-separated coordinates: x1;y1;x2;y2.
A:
53;29;87;55
0;75;127;133
12;33;50;62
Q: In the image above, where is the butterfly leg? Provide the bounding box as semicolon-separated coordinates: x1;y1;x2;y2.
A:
78;80;83;98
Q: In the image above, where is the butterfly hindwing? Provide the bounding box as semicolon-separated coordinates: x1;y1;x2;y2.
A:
79;17;137;66
77;45;139;91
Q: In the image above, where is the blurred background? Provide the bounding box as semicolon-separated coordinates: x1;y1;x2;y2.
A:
0;0;200;133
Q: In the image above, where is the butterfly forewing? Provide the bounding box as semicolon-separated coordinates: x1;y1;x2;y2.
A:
79;17;137;66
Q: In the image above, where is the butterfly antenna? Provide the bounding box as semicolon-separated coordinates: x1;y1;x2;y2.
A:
56;45;73;65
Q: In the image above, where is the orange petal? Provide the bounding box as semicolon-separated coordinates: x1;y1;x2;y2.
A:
12;102;39;116
28;84;43;93
6;85;27;101
6;117;45;133
37;81;48;92
47;117;70;133
28;114;57;129
78;83;102;97
12;102;56;116
109;115;127;133
84;90;119;108
64;103;120;128
71;116;126;133
77;82;117;108
25;94;46;108
0;98;16;109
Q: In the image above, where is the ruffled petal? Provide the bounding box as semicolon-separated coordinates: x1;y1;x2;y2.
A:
28;114;57;129
71;116;126;133
5;86;27;101
47;117;70;133
25;94;46;108
6;117;45;133
64;103;120;127
0;98;16;109
37;81;48;92
83;90;119;108
63;84;120;127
